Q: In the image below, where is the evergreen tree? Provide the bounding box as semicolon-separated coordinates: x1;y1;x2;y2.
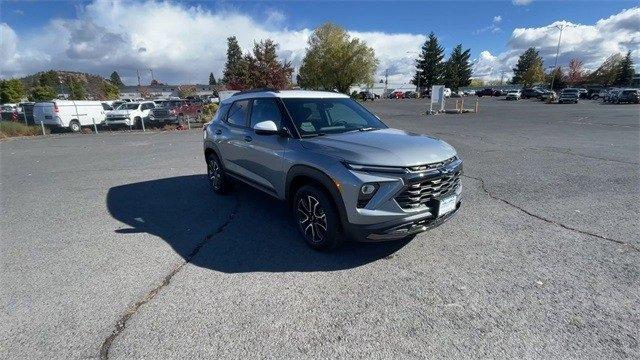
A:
244;39;293;89
67;78;86;100
443;44;472;90
587;53;622;86
412;32;444;89
546;67;566;90
209;73;217;86
110;71;124;87
614;51;635;86
512;47;545;86
222;36;246;89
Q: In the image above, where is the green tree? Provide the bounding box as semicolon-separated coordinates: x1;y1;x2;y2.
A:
587;53;622;86
67;78;86;100
469;78;485;87
512;47;545;86
110;71;124;87
38;70;60;88
298;23;378;93
412;32;445;89
443;44;472;90
29;86;57;101
222;36;246;89
103;82;120;100
614;51;635;86
0;79;26;103
546;67;567;90
209;73;217;86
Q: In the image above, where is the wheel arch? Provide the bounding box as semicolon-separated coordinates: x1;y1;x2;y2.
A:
285;165;349;227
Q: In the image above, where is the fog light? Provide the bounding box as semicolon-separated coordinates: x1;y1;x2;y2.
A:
361;184;377;195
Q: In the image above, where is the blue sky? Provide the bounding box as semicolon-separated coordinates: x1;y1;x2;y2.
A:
1;1;639;84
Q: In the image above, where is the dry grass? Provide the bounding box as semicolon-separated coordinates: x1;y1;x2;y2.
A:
0;121;48;139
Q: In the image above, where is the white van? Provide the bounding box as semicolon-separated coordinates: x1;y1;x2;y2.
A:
33;100;111;132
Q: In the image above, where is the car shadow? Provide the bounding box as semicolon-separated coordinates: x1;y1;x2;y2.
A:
106;175;409;273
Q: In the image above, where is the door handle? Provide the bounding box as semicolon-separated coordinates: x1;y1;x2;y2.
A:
244;136;252;142
215;129;222;135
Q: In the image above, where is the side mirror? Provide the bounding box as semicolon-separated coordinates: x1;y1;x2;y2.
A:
253;120;279;135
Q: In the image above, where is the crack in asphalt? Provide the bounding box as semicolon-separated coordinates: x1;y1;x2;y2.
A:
462;174;639;253
99;194;241;360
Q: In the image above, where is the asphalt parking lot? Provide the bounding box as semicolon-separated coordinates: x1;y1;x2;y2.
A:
1;97;638;359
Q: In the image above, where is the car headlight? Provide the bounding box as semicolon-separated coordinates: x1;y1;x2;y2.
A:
344;162;406;174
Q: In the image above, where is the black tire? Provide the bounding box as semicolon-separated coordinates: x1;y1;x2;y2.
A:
206;152;230;194
134;117;142;129
69;120;81;133
293;184;344;250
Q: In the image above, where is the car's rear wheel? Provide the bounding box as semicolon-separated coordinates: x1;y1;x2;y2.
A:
293;185;343;250
69;120;81;133
206;153;230;194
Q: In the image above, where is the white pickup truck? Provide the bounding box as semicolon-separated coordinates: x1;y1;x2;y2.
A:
104;101;155;128
33;100;111;132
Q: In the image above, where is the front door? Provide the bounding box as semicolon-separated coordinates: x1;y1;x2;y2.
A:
239;98;287;193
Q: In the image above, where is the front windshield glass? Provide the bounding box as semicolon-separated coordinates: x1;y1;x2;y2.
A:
117;103;140;110
282;98;387;137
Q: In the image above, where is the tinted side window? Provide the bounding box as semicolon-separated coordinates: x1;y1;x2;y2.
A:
101;103;113;111
213;104;230;122
250;99;283;128
226;100;250;127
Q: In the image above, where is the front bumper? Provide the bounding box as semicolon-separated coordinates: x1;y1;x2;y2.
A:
345;200;461;242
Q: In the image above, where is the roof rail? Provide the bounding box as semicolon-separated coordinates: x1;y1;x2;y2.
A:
231;88;279;96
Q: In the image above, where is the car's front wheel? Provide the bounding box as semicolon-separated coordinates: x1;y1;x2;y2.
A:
293;185;343;250
206;153;230;194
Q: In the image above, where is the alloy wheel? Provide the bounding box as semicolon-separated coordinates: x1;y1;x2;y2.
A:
207;157;222;190
296;195;327;243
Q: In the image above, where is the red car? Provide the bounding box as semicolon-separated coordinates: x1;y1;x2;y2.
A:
150;99;203;124
389;91;405;99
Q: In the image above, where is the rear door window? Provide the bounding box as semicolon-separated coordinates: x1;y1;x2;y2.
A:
226;100;250;127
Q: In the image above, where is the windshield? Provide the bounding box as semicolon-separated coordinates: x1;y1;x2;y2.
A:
281;98;387;137
117;103;140;110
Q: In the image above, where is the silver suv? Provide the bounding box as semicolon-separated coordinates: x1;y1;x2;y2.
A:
203;89;462;249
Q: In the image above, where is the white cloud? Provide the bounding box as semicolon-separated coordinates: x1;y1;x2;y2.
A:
475;15;502;35
513;0;533;6
474;7;640;81
493;15;502;23
0;0;423;85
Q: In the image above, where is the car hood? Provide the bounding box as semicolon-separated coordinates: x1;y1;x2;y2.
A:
300;128;457;166
107;109;132;116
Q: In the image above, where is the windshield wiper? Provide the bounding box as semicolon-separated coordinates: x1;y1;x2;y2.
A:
358;127;377;132
301;133;326;138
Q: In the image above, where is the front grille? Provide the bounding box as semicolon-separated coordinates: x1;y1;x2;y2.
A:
407;156;456;172
395;170;461;210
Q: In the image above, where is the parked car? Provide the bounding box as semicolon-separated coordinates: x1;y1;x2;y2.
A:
476;88;499;97
591;89;607;100
443;88;452;98
33;100;110;132
558;88;580;104
105;101;155;128
359;91;376;101
505;90;521;100
521;88;542;99
18;102;35;124
203;89;462;249
463;90;476;96
538;90;556;101
604;89;621;103
403;91;418;99
389;91;405;99
577;88;589;99
615;89;640;104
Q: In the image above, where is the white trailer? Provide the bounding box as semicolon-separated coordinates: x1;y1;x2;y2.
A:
33;100;110;132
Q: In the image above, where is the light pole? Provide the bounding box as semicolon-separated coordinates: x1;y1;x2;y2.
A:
549;24;568;92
